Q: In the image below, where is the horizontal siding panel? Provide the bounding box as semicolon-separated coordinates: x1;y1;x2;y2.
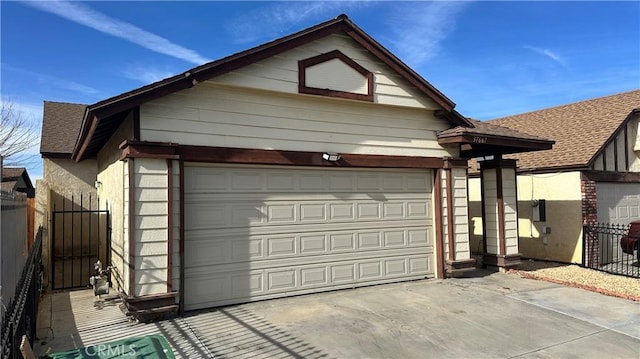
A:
135;202;167;216
137;228;169;243
135;215;168;230
135;254;168;270
135;241;168;256
134;173;167;189
141;84;452;157
143;86;443;130
135;188;168;202
144;115;438;147
213;33;439;109
144;129;444;157
137;283;167;296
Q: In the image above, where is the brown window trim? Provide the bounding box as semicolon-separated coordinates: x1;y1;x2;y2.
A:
298;50;374;102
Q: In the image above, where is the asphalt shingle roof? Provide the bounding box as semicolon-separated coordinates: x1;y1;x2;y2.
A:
489;90;640;171
40;101;87;155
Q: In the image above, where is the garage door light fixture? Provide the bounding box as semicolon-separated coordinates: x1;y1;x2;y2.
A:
322;152;341;162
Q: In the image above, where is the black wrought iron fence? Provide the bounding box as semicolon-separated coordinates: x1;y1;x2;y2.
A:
1;226;43;359
583;223;639;278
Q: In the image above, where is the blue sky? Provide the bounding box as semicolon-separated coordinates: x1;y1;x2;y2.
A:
1;1;639;180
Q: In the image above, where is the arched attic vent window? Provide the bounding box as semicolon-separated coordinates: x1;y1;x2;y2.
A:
298;50;374;102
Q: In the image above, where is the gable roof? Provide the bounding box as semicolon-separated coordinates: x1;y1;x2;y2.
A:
488;90;640;171
40;101;87;156
1;167;34;197
72;14;473;161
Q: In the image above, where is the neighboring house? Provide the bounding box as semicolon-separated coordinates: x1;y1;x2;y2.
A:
40;15;552;313
469;90;640;264
1;167;35;247
1;167;35;198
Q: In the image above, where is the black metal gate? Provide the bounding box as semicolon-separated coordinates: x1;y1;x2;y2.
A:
583;223;640;278
51;193;110;290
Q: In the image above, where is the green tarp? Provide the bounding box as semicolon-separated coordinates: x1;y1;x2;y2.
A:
43;334;175;359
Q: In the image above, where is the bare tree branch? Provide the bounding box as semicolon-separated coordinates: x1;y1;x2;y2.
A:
0;101;39;166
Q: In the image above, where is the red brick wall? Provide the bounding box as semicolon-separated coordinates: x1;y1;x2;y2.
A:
581;179;599;266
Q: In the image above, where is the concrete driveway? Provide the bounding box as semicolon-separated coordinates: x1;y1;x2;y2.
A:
36;269;639;358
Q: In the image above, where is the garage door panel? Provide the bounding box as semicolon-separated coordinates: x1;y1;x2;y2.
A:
184;164;434;310
185;166;432;193
185;247;432;277
185;254;431;310
186;199;430;229
186;227;431;268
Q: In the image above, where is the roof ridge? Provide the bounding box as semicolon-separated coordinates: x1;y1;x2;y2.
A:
490;89;640;122
44;100;88;106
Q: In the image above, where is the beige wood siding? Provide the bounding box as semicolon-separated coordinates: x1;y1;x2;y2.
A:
305;58;368;95
140;83;454;158
441;168;471;261
502;168;519;255
183;164;434;310
213;33;440;109
133;159;169;296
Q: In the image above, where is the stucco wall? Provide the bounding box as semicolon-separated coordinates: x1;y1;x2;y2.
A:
469;171;583;263
36;157;97;290
97;113;133;294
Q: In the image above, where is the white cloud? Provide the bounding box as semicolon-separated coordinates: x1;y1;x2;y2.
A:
523;45;567;67
226;1;370;44
22;0;209;65
3;63;100;97
122;65;177;84
386;2;469;67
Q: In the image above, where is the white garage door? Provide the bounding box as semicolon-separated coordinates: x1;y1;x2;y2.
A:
596;182;640;225
184;164;434;310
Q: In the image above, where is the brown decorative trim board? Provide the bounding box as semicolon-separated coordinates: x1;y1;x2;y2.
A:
479;159;518;170
443;158;469;169
120;140;179;160
445;259;476;277
119;141;446;169
581;171;640;183
180;145;444;168
483;253;522;268
120;292;179;322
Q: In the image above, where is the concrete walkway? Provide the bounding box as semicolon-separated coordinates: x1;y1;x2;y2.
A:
35;270;639;358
